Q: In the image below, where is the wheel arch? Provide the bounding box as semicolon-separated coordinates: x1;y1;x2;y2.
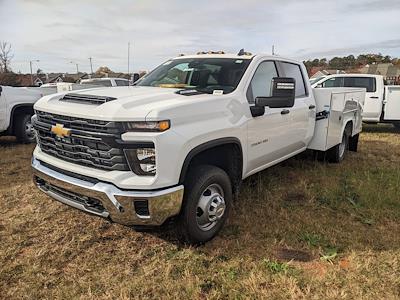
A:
179;137;244;194
343;119;354;137
9;104;34;134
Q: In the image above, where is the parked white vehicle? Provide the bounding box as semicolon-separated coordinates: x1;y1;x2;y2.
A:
80;78;130;87
31;52;365;243
0;86;51;142
312;74;400;128
309;76;326;86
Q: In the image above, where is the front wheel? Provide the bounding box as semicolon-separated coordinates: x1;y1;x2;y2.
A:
15;114;36;143
177;165;232;245
393;122;400;129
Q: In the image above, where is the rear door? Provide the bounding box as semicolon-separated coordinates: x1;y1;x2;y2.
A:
278;61;313;150
343;77;382;122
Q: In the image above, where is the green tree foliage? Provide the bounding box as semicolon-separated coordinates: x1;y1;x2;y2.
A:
303;53;399;74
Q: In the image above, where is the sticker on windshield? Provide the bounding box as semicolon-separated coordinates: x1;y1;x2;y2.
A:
235;60;243;64
213;90;224;95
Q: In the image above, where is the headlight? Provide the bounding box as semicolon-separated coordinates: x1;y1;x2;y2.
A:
123;120;170;132
124;147;156;176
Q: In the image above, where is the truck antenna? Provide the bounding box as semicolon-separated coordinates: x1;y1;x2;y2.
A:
237;49;245;56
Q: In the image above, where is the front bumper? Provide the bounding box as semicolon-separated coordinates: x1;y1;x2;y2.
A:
32;158;184;226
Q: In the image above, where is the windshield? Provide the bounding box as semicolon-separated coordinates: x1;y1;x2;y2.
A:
136;57;251;94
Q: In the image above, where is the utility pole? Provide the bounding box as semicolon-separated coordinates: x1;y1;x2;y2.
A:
88;57;93;74
272;45;275;55
128;42;130;75
70;61;79;73
29;59;40;86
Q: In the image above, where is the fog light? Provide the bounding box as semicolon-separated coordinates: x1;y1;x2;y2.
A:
124;148;156;176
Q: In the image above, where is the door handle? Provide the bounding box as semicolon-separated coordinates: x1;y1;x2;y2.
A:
370;96;379;99
281;109;290;115
309;104;316;110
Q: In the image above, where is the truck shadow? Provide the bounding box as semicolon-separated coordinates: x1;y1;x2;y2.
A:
145;138;399;257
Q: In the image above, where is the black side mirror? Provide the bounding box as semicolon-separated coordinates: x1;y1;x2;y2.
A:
255;77;295;108
132;73;140;83
250;77;296;117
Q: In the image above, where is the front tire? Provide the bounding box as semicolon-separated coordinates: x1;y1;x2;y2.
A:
177;165;232;245
15;114;36;143
393;122;400;129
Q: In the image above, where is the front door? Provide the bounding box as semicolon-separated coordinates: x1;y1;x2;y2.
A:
246;61;294;174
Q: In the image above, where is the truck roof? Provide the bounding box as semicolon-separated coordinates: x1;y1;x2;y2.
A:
321;73;384;79
173;53;255;60
172;53;303;65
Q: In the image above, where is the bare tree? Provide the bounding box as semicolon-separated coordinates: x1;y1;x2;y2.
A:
0;41;14;73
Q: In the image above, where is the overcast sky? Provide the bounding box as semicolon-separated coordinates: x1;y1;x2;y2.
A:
1;0;399;74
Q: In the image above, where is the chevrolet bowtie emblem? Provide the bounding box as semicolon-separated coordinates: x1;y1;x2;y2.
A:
51;124;71;138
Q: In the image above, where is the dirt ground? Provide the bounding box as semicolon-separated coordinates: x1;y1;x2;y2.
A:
1;125;399;299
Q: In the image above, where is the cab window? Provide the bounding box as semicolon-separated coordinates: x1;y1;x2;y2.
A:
322;77;344;88
280;62;307;97
246;61;278;104
344;77;376;92
115;79;129;86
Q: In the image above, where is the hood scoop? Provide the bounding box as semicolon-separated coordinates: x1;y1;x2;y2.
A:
59;93;117;105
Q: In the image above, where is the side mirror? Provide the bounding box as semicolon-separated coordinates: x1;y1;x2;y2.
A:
132;73;140;83
316;83;323;88
255;77;295;108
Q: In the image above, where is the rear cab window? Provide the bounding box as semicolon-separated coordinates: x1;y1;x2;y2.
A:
280;62;307;97
344;77;376;92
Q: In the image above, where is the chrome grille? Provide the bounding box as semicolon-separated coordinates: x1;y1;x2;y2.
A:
34;111;130;171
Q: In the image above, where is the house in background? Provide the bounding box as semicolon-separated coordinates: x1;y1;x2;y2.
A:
359;63;400;84
310;69;346;79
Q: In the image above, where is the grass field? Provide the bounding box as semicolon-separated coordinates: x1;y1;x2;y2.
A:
1;125;399;299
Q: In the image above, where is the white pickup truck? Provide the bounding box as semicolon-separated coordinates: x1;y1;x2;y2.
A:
80;78;132;87
31;52;365;244
0;86;51;143
312;74;400;128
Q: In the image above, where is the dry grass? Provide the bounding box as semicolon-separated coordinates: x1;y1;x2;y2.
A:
1;125;400;299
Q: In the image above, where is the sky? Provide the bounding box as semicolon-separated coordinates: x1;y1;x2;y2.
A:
0;0;399;74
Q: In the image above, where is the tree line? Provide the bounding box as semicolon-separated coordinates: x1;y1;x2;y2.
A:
303;53;400;72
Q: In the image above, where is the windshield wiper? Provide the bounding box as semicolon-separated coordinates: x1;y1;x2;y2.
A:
175;88;211;96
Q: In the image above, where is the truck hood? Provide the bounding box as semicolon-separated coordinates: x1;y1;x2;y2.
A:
34;86;207;121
